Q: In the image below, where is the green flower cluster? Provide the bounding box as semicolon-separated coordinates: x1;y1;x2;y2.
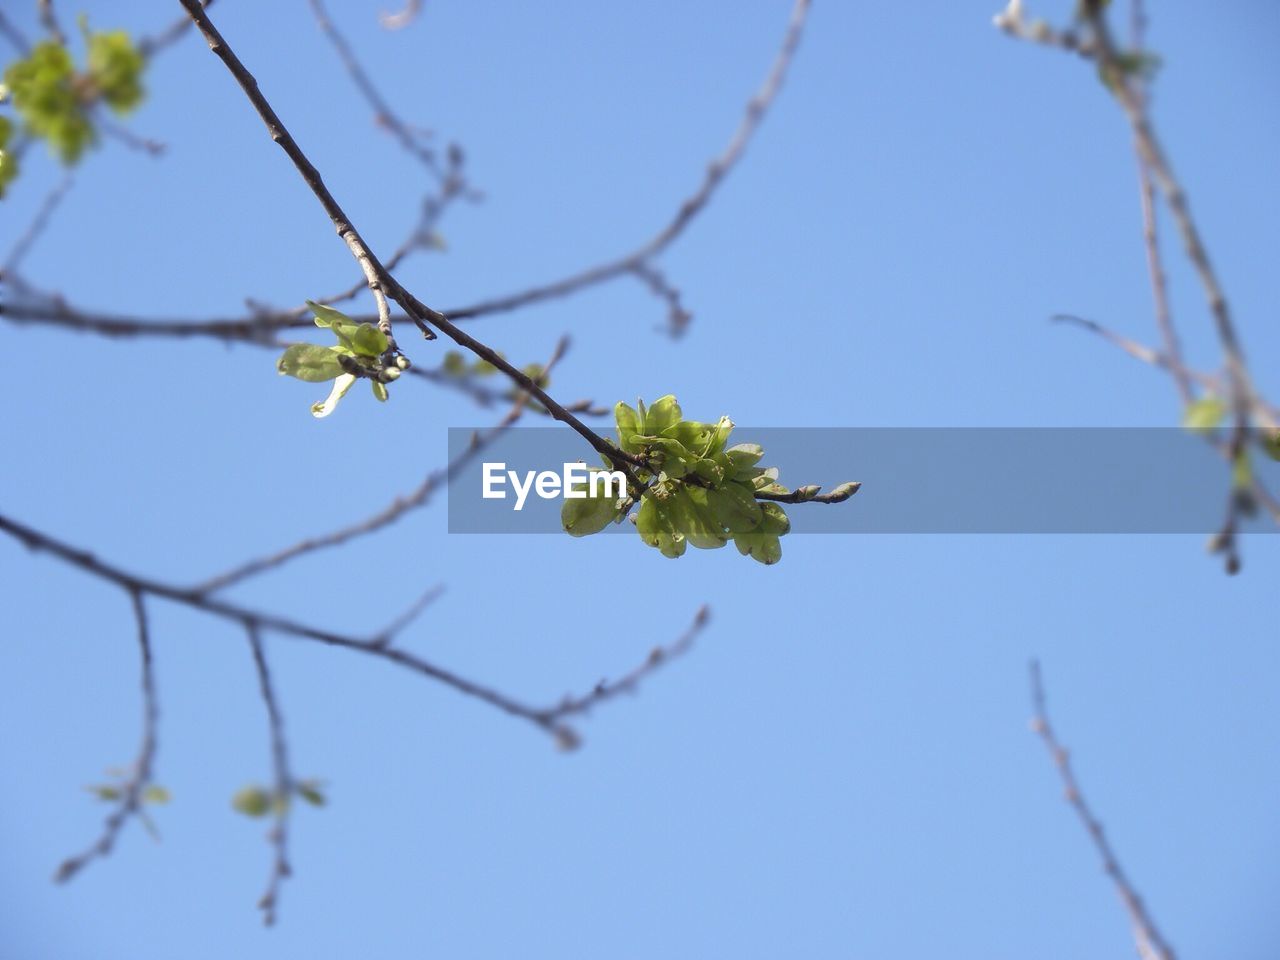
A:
563;395;845;565
276;301;407;418
2;22;145;172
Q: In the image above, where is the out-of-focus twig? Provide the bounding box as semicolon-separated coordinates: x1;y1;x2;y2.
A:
1029;661;1178;960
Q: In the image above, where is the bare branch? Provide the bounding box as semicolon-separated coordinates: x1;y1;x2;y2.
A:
0;512;698;746
0;10;31;52
443;0;813;327
179;0;651;484
54;590;160;883
541;605;709;751
37;0;66;46
1029;661;1178;960
192;337;574;594
246;624;292;926
368;583;446;648
308;0;439;174
138;0;215;60
3;173;74;274
1126;3;1190;407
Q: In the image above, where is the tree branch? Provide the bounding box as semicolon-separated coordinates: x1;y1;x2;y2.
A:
246;624;293;926
54;589;160;883
1029;661;1177;960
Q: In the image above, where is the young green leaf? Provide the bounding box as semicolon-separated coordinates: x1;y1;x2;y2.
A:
296;780;327;807
615;402;642;453
561;476;623;537
277;343;346;382
1183;395;1227;434
350;322;389;358
707;482;763;534
645;395;682;436
232;786;272;818
733;532;783;565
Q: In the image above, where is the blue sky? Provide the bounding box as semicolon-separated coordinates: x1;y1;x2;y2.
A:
2;1;1277;957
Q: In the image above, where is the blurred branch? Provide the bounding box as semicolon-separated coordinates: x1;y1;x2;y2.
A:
138;0;215;60
308;0;440;175
181;0;648;483
37;0;66;46
0;10;31;52
246;624;293;926
3;173;73;274
997;0;1276;572
1029;661;1177;960
0;512;701;747
54;590;160;883
192;337;574;595
444;0;812;334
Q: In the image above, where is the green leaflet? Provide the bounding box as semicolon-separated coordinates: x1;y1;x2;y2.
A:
1182;395;1227;434
276;343;346;382
561;470;625;537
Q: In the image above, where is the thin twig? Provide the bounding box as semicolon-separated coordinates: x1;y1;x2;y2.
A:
37;0;66;46
0;10;31;52
368;583;445;648
1029;661;1177;960
756;482;861;505
1127;0;1191;407
246;624;292;926
442;0;812;327
54;590;159;883
138;0;215;60
0;513;698;746
98;116;167;157
3;173;74;274
545;605;709;751
8;2;804;349
193;336;573;594
308;0;439;174
180;0;651;484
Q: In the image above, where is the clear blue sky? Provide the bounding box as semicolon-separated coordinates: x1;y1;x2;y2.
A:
2;2;1278;957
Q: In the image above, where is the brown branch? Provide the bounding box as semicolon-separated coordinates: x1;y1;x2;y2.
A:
1127;2;1190;407
1029;661;1177;960
308;0;439;174
0;512;698;746
246;624;292;926
37;0;66;46
179;0;650;484
192;337;573;595
756;481;862;505
3;173;74;274
8;2;804;351
0;10;31;52
177;0;431;349
54;589;160;883
546;605;709;751
138;0;215;60
442;0;812;327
